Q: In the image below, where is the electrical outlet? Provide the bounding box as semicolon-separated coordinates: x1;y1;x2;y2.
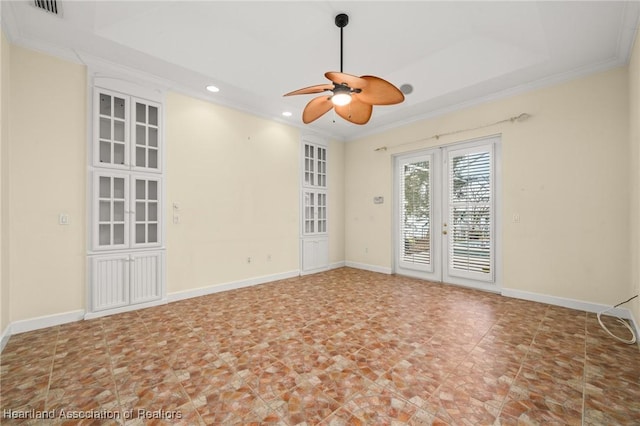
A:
247;257;252;264
267;254;272;262
513;214;520;223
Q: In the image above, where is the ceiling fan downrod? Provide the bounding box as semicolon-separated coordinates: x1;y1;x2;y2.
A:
335;13;349;73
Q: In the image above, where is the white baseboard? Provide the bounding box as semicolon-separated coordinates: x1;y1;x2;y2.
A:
9;310;85;336
84;299;168;320
1;323;11;352
502;288;640;338
345;261;392;275
168;269;300;302
329;261;346;270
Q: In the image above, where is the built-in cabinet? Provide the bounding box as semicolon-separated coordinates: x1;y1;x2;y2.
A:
90;251;163;311
94;89;162;172
87;80;165;317
92;172;162;251
300;137;329;274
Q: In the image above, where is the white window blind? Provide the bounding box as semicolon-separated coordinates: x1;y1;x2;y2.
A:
400;160;431;266
448;149;492;276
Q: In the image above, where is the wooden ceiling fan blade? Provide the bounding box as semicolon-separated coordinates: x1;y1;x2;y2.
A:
302;95;334;124
357;75;405;105
284;84;334;96
325;71;368;89
334;97;373;125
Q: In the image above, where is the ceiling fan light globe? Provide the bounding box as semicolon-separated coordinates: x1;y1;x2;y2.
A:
331;93;352;106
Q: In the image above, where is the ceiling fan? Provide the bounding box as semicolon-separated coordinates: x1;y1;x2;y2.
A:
284;13;404;125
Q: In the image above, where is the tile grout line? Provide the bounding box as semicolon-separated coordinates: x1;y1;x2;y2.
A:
43;326;61;412
139;309;207;426
493;305;550;423
100;318;127;426
581;310;587;426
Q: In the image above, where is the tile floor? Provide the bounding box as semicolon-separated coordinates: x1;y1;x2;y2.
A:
1;267;639;425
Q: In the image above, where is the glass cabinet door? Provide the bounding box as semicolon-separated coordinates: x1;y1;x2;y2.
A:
303;143;327;189
94;173;130;250
95;89;129;168
303;189;327;236
131;176;161;248
132;98;161;172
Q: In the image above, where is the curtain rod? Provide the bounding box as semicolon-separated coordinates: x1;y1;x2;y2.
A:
374;113;531;152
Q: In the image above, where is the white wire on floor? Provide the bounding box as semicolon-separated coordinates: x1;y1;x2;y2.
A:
597;295;638;345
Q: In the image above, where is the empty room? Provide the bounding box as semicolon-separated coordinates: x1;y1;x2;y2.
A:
1;1;639;424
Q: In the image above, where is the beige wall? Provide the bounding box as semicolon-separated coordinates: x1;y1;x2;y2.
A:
7;45;87;321
1;42;347;327
0;37;635;330
165;92;300;293
1;29;10;333
328;139;345;265
630;28;640;325
346;67;630;306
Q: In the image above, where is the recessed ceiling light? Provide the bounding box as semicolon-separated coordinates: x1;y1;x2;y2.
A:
282;111;292;117
206;85;220;93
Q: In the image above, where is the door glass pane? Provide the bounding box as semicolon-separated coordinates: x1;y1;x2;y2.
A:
99;94;111;116
148;128;158;147
136;125;146;146
136;224;145;243
114;178;125;199
136;202;145;222
113;201;125;222
449;150;491;275
114;143;125;165
114;120;125;142
148;181;157;200
99;141;111;164
148;106;158;125
148;224;158;243
113;224;125;244
99;201;110;221
400;160;431;266
136;103;146;123
149;150;158;169
148;203;158;221
99;118;111;139
99;224;110;245
114;97;125;119
136;180;146;200
136;147;146;167
99;176;110;198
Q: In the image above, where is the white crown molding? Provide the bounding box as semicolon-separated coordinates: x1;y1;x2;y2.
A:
617;1;640;63
0;1;20;44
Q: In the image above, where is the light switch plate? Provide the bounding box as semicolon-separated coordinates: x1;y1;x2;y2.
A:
59;213;70;225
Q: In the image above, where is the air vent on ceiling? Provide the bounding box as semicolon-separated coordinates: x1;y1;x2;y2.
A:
33;0;61;16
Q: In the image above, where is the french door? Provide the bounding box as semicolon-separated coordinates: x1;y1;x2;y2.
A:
394;136;500;291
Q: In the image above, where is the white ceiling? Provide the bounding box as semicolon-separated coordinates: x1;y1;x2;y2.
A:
2;1;639;141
